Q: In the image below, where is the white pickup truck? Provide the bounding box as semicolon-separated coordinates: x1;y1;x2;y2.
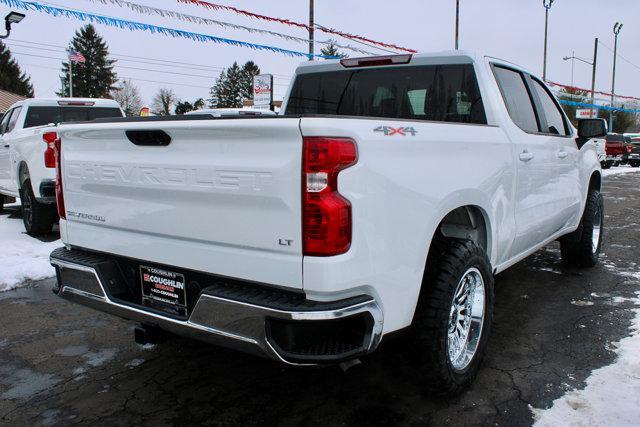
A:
0;98;123;234
50;51;606;395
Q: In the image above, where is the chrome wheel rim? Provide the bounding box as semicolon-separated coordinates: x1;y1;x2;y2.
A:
447;267;485;371
592;204;602;254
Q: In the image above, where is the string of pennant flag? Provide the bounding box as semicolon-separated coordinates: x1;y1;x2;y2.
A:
176;0;417;53
83;0;377;56
558;99;640;114
0;0;338;59
546;80;640;102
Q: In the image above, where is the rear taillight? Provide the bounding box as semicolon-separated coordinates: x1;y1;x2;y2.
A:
302;137;357;256
43;131;57;168
54;137;65;219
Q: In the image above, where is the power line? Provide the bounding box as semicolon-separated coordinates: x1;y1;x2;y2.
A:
7;38;293;79
598;39;640;73
12;51;291;88
21;62;213;89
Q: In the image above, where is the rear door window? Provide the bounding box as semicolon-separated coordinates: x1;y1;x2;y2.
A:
492;66;539;133
24;106;123;128
6;106;22;133
0;109;13;134
285;64;487;124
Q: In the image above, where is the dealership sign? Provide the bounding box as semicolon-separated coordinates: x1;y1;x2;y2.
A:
253;74;273;108
576;109;597;119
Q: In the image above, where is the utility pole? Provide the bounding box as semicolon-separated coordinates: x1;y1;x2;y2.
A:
610;22;622;131
69;60;73;97
308;0;314;60
542;0;554;81
590;38;598;118
455;0;460;50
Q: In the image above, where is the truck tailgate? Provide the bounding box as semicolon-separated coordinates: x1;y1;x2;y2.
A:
58;118;303;289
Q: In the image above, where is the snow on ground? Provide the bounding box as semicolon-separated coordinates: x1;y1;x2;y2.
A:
533;275;640;425
602;164;640;177
0;204;60;292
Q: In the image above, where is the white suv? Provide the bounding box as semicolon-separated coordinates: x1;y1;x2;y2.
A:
0;98;123;234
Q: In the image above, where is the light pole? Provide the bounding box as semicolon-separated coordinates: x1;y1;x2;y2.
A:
308;0;314;60
610;22;622;131
0;12;26;39
542;0;555;81
590;38;598;118
455;0;460;50
563;50;575;87
562;49;597;118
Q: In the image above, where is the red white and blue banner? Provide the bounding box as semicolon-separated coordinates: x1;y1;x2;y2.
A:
0;0;339;59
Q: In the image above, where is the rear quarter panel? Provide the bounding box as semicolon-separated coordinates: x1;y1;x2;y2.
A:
300;117;514;333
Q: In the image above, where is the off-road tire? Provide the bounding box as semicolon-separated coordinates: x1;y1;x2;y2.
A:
600;162;611;170
631;161;640;168
560;190;603;267
409;238;494;396
19;179;55;236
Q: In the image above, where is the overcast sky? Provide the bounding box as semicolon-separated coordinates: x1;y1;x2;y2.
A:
2;0;639;107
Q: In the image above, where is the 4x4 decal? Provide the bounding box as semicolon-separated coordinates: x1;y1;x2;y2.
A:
374;126;418;136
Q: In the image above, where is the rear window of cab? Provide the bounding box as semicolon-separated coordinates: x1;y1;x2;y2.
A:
24;106;123;128
285;64;487;125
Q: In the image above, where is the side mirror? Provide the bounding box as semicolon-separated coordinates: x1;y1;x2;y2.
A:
576;118;608;149
578;118;607;139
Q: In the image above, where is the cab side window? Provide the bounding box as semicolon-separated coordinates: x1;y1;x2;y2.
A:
6;106;22;133
492;66;539;133
0;108;13;134
531;78;570;136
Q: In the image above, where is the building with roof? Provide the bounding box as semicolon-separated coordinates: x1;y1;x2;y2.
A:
0;89;27;114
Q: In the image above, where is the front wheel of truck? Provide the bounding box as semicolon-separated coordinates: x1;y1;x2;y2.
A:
410;238;494;396
560;190;603;268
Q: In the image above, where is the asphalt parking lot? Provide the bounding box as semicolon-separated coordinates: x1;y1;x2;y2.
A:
1;171;639;426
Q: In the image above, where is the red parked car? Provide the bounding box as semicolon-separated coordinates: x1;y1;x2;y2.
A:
603;134;626;168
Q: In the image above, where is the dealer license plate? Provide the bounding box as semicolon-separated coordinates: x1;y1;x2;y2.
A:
140;266;187;311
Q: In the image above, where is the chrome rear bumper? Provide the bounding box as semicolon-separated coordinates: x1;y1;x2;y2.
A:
50;248;383;365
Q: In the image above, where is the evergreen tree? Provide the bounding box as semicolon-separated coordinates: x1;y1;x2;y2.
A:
0;41;34;97
209;61;261;108
240;61;260;101
58;24;117;98
320;39;348;59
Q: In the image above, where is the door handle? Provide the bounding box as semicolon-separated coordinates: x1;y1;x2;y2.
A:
3;144;8;148
557;150;568;159
519;151;534;162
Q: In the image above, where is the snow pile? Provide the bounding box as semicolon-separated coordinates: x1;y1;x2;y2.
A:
602;165;640;177
0;205;60;292
533;292;640;426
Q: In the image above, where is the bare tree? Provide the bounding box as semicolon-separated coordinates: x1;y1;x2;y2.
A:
152;88;177;115
111;79;142;116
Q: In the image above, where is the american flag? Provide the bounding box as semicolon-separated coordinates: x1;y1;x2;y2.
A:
68;50;86;64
